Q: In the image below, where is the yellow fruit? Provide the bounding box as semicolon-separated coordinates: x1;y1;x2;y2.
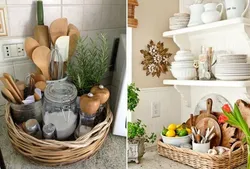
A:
166;130;176;137
168;124;177;131
186;128;192;134
176;124;182;129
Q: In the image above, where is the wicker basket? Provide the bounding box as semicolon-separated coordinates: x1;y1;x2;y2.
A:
128;0;138;28
157;140;247;169
5;103;113;166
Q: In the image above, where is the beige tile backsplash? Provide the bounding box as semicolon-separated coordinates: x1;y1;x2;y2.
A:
0;0;126;104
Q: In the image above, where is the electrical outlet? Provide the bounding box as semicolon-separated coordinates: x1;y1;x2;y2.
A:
17;43;25;56
151;102;160;118
3;44;11;58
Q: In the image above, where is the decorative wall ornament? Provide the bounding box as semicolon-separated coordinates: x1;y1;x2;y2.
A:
140;40;172;77
0;8;7;36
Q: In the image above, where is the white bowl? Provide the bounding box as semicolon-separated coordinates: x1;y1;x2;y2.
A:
161;134;191;147
171;68;196;80
174;55;194;61
176;50;192;55
172;61;194;66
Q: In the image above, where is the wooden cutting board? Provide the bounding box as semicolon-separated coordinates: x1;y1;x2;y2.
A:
196;98;217;124
196;117;222;148
186;114;198;128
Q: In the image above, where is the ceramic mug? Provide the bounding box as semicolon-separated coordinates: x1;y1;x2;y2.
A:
225;0;250;19
192;142;210;153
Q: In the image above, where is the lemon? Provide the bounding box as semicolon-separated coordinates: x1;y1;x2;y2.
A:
186;128;192;134
176;124;182;129
168;124;177;131
166;130;176;137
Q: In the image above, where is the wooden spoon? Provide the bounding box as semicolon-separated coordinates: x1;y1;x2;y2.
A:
35;81;47;92
31;73;46;83
15;81;25;98
0;77;22;103
25;37;40;60
50;18;68;45
3;73;23;100
32;46;51;80
1;88;16;103
68;23;79;35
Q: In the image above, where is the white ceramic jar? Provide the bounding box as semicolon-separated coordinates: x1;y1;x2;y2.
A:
225;0;250;19
188;4;204;27
201;3;224;24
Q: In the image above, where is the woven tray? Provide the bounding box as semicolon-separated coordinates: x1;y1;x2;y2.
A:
157;140;247;169
5;103;113;166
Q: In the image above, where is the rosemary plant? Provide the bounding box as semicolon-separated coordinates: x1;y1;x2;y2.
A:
67;34;109;95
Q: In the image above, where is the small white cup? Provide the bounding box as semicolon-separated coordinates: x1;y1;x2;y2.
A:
192;142;210;153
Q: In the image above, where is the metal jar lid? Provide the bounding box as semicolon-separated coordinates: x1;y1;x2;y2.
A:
44;82;77;103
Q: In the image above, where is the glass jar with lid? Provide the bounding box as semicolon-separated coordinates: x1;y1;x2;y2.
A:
43;82;78;140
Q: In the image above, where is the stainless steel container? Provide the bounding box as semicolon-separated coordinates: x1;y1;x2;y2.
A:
10;99;43;124
43;123;56;139
23;119;42;139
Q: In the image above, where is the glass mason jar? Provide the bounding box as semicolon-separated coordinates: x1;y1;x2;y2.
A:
43;82;78;140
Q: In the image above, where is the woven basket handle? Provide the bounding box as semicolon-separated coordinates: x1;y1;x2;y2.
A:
229;141;245;169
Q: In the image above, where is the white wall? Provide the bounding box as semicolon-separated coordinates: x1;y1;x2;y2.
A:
132;87;181;146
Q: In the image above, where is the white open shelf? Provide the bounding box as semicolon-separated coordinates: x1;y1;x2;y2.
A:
163;79;250;87
163;17;250;38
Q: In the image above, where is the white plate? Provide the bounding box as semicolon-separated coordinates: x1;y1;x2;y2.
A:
215;63;250;68
217;59;247;64
215;69;250;74
215;73;250;76
215;75;250;80
218;54;247;58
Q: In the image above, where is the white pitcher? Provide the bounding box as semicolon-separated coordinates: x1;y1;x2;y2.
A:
201;3;224;24
225;0;250;19
188;4;204;27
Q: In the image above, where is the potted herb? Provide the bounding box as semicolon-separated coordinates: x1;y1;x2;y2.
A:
128;119;156;163
128;83;140;112
67;34;109;96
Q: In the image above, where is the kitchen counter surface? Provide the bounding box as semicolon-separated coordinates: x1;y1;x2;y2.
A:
0;105;126;169
128;146;247;169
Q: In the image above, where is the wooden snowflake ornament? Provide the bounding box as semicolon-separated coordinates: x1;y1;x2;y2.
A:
140;40;172;77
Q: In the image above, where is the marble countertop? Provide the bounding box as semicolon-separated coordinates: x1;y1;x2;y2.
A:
0;105;126;169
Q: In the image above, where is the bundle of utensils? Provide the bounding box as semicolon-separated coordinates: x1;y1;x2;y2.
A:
191;126;215;144
169;13;190;30
24;18;80;81
0;73;46;105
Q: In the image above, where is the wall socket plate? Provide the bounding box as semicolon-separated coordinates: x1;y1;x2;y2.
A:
0;38;27;63
151;101;160;118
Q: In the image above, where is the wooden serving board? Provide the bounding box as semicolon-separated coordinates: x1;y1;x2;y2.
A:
236;99;250;128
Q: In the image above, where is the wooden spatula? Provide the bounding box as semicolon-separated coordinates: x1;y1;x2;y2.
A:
3;73;23;100
1;88;16;103
24;37;40;60
50;18;68;45
32;46;51;80
30;73;46;83
0;77;22;104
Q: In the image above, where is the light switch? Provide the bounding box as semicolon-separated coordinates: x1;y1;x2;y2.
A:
10;44;18;57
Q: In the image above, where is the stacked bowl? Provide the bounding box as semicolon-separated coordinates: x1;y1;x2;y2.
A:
215;54;250;80
171;50;196;80
169;13;190;30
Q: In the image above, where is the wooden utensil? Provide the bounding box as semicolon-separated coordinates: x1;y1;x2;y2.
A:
186;114;199;128
196;118;221;148
200;111;223;119
68;33;78;60
50;18;68;45
3;73;24;100
1;88;16;103
68;23;80;35
30;73;46;83
196;98;217;124
35;81;46;92
0;77;22;104
15;81;25;98
34;25;50;48
24;37;40;59
32;46;51;80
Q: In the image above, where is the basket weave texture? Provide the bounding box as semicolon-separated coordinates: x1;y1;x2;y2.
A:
5;103;113;166
157;140;247;169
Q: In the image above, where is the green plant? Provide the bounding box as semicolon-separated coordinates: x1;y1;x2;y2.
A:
67;34;109;95
128;119;156;144
128;83;140;112
37;0;44;25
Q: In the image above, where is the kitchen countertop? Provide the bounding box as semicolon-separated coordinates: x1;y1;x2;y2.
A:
0;105;126;169
128;146;247;169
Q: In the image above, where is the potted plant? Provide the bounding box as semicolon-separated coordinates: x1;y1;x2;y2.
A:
127;83;156;163
67;34;109;96
128;119;156;163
